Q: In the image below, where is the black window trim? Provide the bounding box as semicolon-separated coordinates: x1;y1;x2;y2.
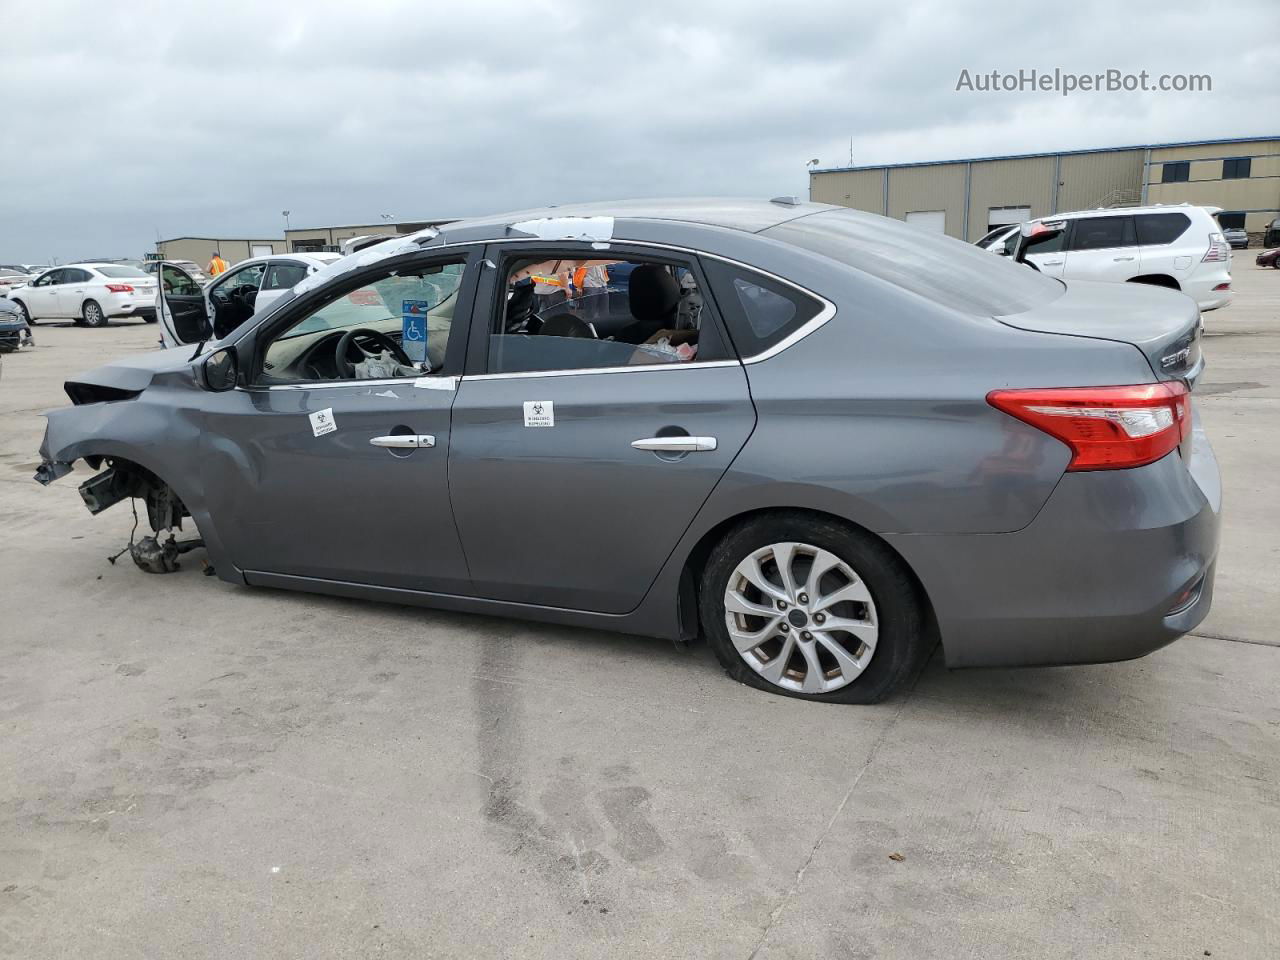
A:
261;258;308;291
466;240;745;380
1222;156;1251;180
1161;160;1190;183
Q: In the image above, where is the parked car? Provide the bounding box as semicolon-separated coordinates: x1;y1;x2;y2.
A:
1222;227;1249;249
974;224;1019;255
1255;247;1280;268
0;270;31;292
35;199;1219;704
0;296;33;352
144;259;209;287
0;264;34;277
1016;204;1232;311
155;252;343;347
8;263;159;327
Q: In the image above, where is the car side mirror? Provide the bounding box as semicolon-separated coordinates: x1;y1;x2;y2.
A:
201;347;238;391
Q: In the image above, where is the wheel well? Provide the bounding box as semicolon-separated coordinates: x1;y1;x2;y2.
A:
677;506;940;647
79;456;190;533
1127;274;1180;291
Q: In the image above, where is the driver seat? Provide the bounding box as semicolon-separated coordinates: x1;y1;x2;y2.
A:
618;265;680;344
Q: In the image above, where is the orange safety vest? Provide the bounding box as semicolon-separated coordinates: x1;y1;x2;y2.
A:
208;256;228;276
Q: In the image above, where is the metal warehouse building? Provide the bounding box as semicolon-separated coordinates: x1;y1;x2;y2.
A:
809;136;1280;242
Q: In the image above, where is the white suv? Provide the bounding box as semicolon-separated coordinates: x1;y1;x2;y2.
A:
1019;204;1231;311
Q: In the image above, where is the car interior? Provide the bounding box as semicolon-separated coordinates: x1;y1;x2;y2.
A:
209;263;266;337
489;255;714;373
257;263;465;383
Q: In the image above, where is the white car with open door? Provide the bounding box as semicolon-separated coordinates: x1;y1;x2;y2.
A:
155;252;342;347
9;263;159;327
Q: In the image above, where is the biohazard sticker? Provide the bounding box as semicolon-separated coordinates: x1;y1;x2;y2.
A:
309;407;337;437
523;400;554;427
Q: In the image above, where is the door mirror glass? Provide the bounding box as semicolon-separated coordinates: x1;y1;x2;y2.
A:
201;347;238;391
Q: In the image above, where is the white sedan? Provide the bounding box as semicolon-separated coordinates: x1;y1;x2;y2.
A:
156;252;342;347
10;263;158;327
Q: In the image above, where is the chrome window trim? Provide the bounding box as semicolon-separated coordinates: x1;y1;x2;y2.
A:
234;235;836;388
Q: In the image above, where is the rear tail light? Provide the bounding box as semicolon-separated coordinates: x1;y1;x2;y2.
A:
104;283;135;293
987;382;1191;471
1202;233;1230;262
1213;282;1230;292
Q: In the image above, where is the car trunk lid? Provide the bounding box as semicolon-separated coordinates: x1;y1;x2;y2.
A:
994;278;1203;387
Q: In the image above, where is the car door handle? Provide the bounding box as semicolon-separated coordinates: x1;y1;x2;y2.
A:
369;435;435;449
631;436;717;452
1113;256;1135;262
1042;259;1064;266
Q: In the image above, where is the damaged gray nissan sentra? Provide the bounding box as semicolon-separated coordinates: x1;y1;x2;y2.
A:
35;199;1221;703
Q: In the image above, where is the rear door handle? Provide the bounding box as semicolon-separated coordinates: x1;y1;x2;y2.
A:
1113;256;1135;262
369;435;435;449
631;436;717;452
1042;260;1064;266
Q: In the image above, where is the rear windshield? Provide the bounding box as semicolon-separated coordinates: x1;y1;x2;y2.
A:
96;265;150;278
765;209;1063;316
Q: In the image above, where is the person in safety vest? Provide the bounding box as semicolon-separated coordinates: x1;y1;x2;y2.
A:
207;251;229;277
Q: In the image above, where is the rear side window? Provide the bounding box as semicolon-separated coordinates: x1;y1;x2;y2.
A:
701;259;823;358
1068;216;1136;251
1136;213;1191;246
263;262;308;291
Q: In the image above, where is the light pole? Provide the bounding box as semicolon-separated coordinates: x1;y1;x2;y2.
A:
806;159;820;199
282;210;291;232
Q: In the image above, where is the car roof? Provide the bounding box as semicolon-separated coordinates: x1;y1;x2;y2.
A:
436;197;843;241
1037;204;1217;222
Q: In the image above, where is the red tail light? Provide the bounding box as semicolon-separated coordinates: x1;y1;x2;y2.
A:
104;283;135;293
987;382;1191;471
1202;234;1230;262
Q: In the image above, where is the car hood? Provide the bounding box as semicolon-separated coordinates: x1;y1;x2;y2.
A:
995;278;1203;384
65;344;197;393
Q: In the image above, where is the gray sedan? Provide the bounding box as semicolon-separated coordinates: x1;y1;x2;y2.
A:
35;200;1220;703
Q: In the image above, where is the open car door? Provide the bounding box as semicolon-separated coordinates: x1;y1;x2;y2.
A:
156;262;212;348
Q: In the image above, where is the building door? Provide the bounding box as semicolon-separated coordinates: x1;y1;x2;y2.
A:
987;206;1030;233
905;210;946;232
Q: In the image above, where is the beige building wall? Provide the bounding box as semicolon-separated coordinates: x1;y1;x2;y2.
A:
285;224;398;251
886;163;967;237
156;237;286;266
1147;139;1280;234
1057;150;1144;211
967;156;1056;241
808;168;884;214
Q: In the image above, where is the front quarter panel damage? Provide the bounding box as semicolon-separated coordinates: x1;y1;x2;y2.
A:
34;386;243;583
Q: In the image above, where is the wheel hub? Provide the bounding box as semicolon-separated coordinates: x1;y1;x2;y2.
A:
723;540;878;695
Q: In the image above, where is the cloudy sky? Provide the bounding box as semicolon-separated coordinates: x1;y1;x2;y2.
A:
3;0;1276;263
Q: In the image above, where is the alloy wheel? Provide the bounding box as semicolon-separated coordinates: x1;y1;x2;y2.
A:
723;541;878;694
84;301;103;326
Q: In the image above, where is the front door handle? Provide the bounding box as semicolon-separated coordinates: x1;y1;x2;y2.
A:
631;436;717;453
370;435;435;449
1113;256;1136;262
1042;259;1064;266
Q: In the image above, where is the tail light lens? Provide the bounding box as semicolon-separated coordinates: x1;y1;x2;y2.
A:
987;382;1191;471
104;283;135;293
1202;234;1230;262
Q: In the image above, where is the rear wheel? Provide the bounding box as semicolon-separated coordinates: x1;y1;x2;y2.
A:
82;300;106;327
699;513;929;704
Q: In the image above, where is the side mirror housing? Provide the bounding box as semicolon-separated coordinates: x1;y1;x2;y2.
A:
201;347;238;392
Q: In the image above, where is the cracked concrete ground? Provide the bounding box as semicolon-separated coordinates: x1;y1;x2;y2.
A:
1;265;1277;959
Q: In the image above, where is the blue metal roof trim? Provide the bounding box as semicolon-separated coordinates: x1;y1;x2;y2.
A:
810;135;1280;175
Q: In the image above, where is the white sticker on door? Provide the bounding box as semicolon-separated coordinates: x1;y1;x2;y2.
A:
309;407;337;437
523;400;554;427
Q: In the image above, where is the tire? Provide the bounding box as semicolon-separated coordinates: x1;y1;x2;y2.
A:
699;513;930;704
143;313;158;323
13;300;33;325
82;300;106;327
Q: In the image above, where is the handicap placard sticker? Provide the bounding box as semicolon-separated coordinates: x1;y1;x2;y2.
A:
402;299;430;364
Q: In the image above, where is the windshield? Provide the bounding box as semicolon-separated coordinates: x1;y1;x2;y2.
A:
278;265;466;341
765;208;1063;316
96;265;150;278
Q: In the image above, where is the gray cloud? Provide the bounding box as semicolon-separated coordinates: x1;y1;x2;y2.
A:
2;0;1276;262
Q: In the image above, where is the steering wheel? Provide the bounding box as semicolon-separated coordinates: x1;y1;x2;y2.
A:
230;285;258;313
335;327;413;378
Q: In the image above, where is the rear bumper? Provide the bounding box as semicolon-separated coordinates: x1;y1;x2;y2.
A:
1185;271;1232;311
889;416;1221;668
109;303;156;318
